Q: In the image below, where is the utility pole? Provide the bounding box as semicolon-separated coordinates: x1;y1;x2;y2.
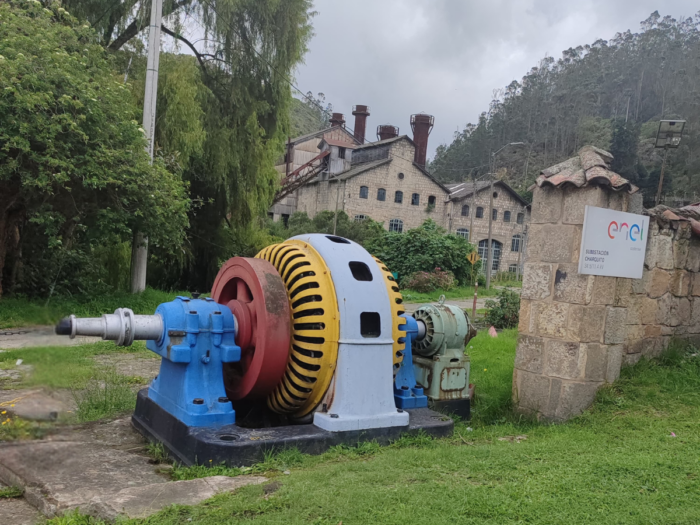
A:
485;166;495;290
131;0;163;293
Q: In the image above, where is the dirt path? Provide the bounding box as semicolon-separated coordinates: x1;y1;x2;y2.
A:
0;326;101;350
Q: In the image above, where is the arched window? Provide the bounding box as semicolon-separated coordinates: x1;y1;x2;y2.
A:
511;234;522;252
493;191;499;199
492;209;498;221
461;205;469;216
478;240;502;272
354;214;368;222
394;191;403;204
359;186;369;199
517;212;525;224
389;219;403;233
476;207;484;218
377;188;386;201
411;193;420;206
503;211;511;222
456;228;469;240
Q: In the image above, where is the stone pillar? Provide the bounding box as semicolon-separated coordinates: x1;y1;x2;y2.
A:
513;184;629;421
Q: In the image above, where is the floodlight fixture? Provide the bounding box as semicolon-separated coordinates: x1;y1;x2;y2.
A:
655;120;685;149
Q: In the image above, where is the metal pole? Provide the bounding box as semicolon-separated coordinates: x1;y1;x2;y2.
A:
131;0;163;293
469;173;476;243
332;179;340;235
516;218;525;281
655;146;669;207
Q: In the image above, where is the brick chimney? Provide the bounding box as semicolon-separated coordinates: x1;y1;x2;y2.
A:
377;124;399;141
410;113;434;167
352;105;370;143
329;112;345;128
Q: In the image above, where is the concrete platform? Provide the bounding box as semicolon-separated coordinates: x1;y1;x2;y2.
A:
0;482;42;525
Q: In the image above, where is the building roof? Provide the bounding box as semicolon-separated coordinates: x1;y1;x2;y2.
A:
534;146;638;193
320;137;357;149
447;179;530;207
647;203;700;238
354;134;414;150
289;125;360;146
306;158;392;184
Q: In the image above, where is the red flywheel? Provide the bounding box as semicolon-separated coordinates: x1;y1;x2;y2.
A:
211;257;291;400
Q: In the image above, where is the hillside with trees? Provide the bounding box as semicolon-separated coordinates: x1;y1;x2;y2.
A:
429;11;700;207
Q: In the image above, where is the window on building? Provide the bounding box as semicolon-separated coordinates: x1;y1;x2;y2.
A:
493;191;499;199
504;211;511;222
281;214;290;227
267;212;274;220
394;191;403;204
478;239;502;272
428;195;436;205
511;234;522;252
492;208;498;221
509;264;518;273
354;214;368;222
338;147;346;159
461;204;469;216
517;212;525;224
389;219;403;233
411;193;420;206
398;172;405;180
476;207;484;218
456;228;469;240
377;188;386;201
360;186;369;199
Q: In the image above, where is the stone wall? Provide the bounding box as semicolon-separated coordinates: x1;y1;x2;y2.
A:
513;183;700;421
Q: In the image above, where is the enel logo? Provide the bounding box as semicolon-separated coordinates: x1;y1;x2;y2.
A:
608;221;643;241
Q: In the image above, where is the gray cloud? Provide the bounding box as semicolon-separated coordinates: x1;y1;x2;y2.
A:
296;0;699;159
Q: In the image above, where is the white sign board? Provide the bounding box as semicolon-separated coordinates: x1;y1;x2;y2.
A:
578;206;649;279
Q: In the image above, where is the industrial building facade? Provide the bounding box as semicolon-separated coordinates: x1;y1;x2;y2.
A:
270;107;530;274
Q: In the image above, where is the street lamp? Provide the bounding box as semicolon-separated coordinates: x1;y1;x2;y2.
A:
654;120;685;206
486;142;526;290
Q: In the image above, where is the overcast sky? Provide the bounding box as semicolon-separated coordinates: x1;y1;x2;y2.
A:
294;0;698;160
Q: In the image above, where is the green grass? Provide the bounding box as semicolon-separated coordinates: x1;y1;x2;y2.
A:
72;367;140;422
43;335;700;524
0;287;189;329
402;282;521;303
0;485;23;498
0;341;152;389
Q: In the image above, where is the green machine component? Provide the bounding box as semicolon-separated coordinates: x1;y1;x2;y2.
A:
412;301;475;418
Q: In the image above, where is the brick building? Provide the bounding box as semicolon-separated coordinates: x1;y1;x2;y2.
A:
271;107;531;274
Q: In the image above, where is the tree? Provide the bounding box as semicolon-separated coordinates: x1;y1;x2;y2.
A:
0;0;189;297
609;119;641;183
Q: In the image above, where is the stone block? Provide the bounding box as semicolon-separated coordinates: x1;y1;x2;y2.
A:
514;335;545;374
626;324;644;341
614;278;632;307
531;186;563;224
644;325;662;338
528;224;577;263
606;345;623;382
553;264;593;304
521;263;553;300
544;340;583;380
562;186;607;224
607;191;626;211
518;299;531;333
678;297;691;326
567;305;583;340
625;339;644;355
554;380;602;421
656;232;675;270
669;270;690;297
590;276;617;305
691;298;700;334
693;273;700;297
647;268;670;298
536;301;570;338
631;269;650;295
640;338;658;358
513;369;551;414
656;293;680;327
579;306;606;343
545;378;563;419
622;352;642;367
571;226;584;263
674;238;690;269
686;241;700;272
583;343;607;382
641;297;658;324
604;307;627;344
625;296;643;325
628;192;644;214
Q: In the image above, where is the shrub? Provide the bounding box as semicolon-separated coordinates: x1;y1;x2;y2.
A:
484;288;520;329
404;267;456;293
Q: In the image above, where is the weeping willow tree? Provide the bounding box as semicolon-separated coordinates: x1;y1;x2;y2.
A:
60;0;313;290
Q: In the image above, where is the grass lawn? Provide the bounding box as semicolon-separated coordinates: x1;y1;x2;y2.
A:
0;288;189;329
402;281;521;303
47;331;700;524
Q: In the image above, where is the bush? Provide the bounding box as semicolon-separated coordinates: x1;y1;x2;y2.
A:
484;288;520;329
403;268;456;293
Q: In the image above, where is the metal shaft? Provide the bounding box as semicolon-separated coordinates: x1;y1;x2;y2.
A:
56;309;163;346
